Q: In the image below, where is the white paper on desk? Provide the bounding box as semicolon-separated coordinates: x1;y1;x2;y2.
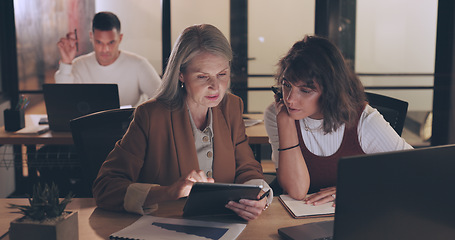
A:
14;125;49;135
244;119;262;127
109;215;246;240
26;114;47;126
279;194;335;218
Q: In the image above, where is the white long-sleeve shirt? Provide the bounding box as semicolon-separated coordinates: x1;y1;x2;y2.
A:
264;103;413;168
54;50;161;107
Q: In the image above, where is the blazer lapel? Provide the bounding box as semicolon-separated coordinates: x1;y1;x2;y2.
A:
212;107;236;183
171;107;199;177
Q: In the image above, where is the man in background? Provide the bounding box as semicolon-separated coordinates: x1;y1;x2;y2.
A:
55;11;161;107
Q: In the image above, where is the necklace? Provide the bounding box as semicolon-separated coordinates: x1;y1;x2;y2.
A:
303;118;322;131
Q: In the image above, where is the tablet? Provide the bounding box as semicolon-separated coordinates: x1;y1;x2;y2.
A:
182;182;263;217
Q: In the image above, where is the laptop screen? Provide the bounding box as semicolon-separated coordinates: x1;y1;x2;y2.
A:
333;144;455;240
43;83;120;132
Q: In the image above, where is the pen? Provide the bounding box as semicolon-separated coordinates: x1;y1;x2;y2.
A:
74;28;78;52
15;95;28;110
259;189;271;200
22;100;29;110
271;86;283;99
15;98;22;110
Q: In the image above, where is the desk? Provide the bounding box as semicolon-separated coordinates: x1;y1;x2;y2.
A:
0;115;77;196
0;114;267;146
243;114;269;161
0;114;73;145
244;113;269;145
0;197;332;240
0;128;73;145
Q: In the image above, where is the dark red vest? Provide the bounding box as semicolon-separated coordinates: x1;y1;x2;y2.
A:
295;108;365;193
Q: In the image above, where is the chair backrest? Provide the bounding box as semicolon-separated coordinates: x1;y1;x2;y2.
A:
70;108;135;197
365;92;408;136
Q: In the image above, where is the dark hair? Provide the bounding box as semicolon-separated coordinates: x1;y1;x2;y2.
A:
92;12;121;32
276;35;366;133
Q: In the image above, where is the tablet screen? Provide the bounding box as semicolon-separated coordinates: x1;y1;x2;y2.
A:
183;182;263;217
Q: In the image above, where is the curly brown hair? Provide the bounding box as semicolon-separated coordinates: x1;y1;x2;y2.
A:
276;35;366;133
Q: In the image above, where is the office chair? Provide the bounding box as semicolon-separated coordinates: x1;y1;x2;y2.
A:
365;92;408;136
69;108;135;197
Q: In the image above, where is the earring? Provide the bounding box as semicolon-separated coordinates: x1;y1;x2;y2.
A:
180;81;184;88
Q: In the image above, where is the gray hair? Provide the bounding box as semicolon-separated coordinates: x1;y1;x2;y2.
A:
155;24;233;110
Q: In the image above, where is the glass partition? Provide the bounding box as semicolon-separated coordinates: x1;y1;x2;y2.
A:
247;0;315;113
171;0;230;46
96;0;163;75
356;0;438;146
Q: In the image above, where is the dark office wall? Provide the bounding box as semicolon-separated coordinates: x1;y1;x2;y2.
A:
315;0;356;68
230;0;248;111
433;0;455;145
0;37;2;93
0;0;18;109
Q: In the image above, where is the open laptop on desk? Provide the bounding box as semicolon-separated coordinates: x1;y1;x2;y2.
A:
43;83;120;132
278;144;455;240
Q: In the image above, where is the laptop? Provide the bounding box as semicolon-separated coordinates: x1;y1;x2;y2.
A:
43;84;120;132
278;144;455;240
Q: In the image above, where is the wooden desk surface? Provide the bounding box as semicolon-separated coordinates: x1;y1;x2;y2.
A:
0;114;268;146
0;197;332;240
0;114;73;145
0;128;73;145
244;113;269;145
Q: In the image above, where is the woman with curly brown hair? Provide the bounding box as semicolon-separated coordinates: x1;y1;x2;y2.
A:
264;35;411;205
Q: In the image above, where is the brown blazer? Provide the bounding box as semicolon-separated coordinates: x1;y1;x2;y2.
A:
93;93;264;211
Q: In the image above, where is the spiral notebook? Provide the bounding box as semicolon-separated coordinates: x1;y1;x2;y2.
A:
279;194;335;219
109;215;246;240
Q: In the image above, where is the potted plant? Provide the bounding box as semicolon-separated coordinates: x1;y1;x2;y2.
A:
8;183;78;240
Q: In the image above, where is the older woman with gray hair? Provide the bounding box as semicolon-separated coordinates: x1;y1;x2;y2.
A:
93;24;272;220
